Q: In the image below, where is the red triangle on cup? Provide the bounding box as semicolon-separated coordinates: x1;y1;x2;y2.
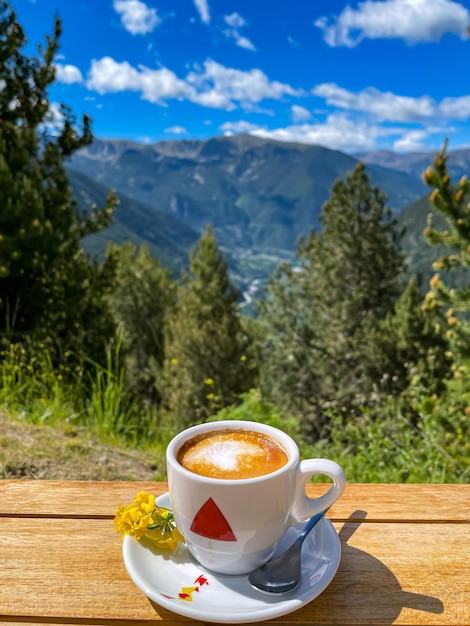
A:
190;498;237;541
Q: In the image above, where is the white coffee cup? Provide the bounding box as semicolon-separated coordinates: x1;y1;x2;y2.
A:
166;419;346;575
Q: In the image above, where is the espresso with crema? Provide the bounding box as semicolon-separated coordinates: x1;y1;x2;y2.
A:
177;429;288;479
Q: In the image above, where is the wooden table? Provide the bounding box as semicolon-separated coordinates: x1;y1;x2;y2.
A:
1;481;469;626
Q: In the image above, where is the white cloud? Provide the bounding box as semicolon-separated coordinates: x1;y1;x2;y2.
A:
87;57;142;93
218;114;450;153
438;95;470;119
85;57;300;111
220;120;265;135
392;129;432;151
41;102;66;136
83;51;470;153
194;0;210;24
55;64;83;84
235;36;256;51
225;12;245;29
165;125;187;134
190;89;234;109
313;82;470;126
394;125;453;151
315;0;470;47
186;60;301;109
48;102;65;122
313;83;436;122
291;104;311;122
113;0;160;35
86;57;192;103
287;35;300;47
250;115;385;152
223;12;256;51
139;66;193;102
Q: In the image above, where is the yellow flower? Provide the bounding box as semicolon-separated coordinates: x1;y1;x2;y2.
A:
206;392;215;400
204;377;214;385
114;490;184;550
134;490;156;512
171;358;179;365
114;504;144;539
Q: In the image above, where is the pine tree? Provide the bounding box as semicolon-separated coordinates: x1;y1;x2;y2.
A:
419;142;470;429
0;2;117;362
421;143;470;363
108;243;176;403
259;163;405;433
366;277;451;409
162;226;258;426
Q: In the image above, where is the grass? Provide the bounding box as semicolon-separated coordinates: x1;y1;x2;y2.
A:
0;346;468;483
0;342;171;480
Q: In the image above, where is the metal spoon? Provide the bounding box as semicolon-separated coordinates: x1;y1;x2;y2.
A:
248;509;328;594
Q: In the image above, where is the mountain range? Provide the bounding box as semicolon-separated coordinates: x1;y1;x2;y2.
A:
68;135;470;305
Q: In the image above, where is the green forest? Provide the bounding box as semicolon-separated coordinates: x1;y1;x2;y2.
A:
0;2;468;483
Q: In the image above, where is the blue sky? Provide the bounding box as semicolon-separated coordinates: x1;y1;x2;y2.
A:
14;0;470;153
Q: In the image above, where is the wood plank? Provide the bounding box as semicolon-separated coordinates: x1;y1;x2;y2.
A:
1;481;469;522
0;479;169;518
0;517;468;625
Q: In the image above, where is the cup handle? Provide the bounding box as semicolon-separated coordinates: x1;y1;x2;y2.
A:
291;458;346;522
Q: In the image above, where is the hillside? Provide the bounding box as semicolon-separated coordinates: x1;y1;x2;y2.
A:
357;147;470;182
70;136;425;257
69;169;199;274
68;135;470;304
69;134;431;299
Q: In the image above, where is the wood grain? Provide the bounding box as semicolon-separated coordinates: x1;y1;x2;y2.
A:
0;481;468;626
1;481;469;521
1;517;469;624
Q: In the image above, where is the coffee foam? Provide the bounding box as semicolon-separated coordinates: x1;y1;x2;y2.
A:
183;439;266;472
177;429;288;479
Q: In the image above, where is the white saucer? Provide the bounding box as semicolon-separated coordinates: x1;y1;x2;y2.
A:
122;493;341;624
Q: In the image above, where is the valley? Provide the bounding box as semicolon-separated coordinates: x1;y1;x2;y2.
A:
70;134;470;303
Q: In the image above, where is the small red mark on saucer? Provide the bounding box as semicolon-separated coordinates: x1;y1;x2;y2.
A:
191;498;237;541
195;574;209;586
161;574;210;603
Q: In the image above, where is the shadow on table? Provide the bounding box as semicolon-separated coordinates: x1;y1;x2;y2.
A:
307;509;445;623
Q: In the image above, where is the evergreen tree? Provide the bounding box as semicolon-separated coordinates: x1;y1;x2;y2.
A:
0;2;117;362
420;143;470;424
421;143;470;362
107;243;175;403
366;277;451;410
259;163;405;434
162;226;257;426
